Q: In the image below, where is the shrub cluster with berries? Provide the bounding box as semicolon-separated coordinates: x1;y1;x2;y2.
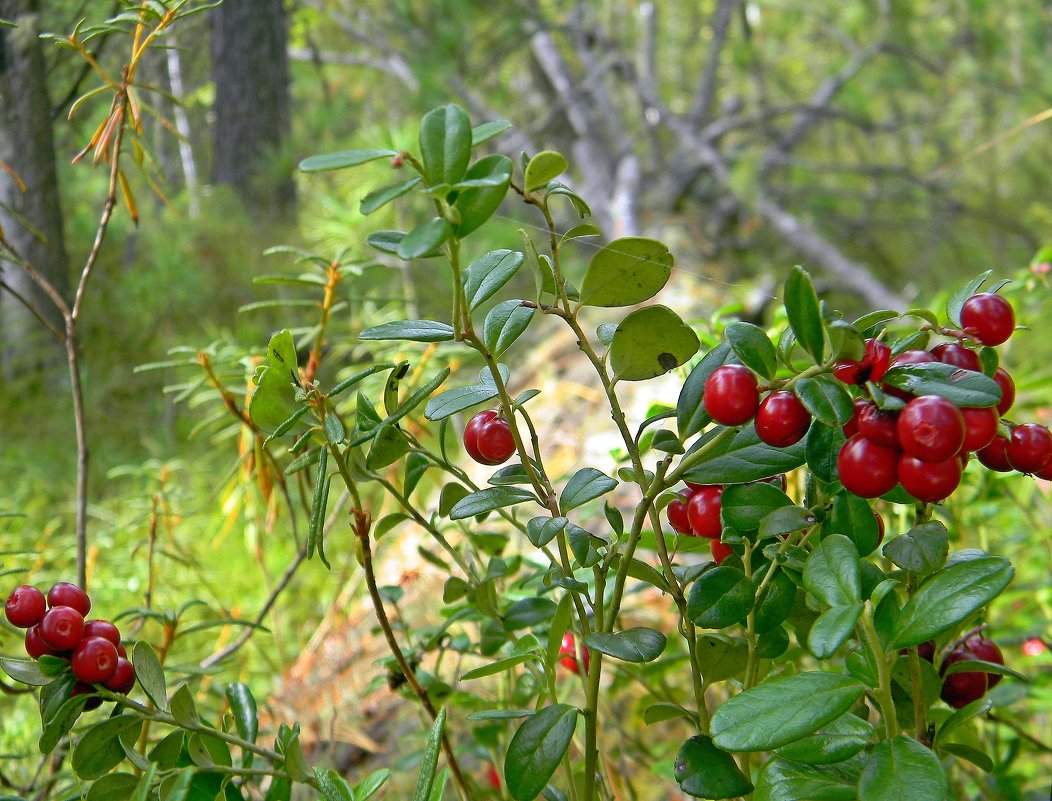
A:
5;582;136;708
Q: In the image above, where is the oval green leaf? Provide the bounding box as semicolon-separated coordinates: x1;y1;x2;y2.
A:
505;705;578;801
419;104;471;186
725;321;778;380
610;305;699;381
686;566;755;629
858;736;947;801
560;467;617;512
299;148;396;173
674;735;753;799
584;627;666;663
579;237;673;308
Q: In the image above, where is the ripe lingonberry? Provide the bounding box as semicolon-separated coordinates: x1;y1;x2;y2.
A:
71;682;103;711
898;454;962;503
710;541;733;565
940;641;1003;709
994;368;1015;415
833;339;891;385
72;637;119;684
25;625;60;659
976;436;1013;472
703;365;759;426
1005;423;1052;473
487;765;501;790
896;396;965;462
843;398;868;439
964;636;1004;689
837;435;899;498
464;410;516;465
874;512;885;547
931;343;982;372
960;407;999;452
883;349;937;400
558;632;589;674
39;606;85;651
1037;460;1052;481
47;582;91;616
666;494;692;535
754;391;811;447
960;293;1015;346
83;620;121;648
5;585;46;628
857;403;899;449
898;640;935;663
104;657;136;694
687;486;723;539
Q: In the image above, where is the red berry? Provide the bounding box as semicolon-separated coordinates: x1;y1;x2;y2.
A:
896;396;965;462
931;343;982;372
843;398;868;439
1037;460;1052;481
703;365;760;426
755;391;812;447
558;632;588;674
25;625;60;659
1006;423;1052;474
898;454;962;503
874;512;885;547
667;495;692;535
47;582;91;616
994;368;1015;416
487;765;501;790
858;403;899;449
5;585;46;628
104;657;136;694
833;339;891;385
883;350;937;400
963;636;1004;689
72;637;119;684
83;620;121;648
39;606;85;651
960;293;1015;346
71;682;103;711
898;640;935;663
116;642;127;658
837;435;900;498
976;436;1013;472
960;407;999;452
687;486;723;539
463;410;515;465
710;541;733;565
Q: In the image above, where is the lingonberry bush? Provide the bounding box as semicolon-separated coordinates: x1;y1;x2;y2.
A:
2;10;1049;797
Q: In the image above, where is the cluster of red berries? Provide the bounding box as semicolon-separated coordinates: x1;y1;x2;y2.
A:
5;582;136;706
908;634;1006;709
703;366;813;448
463;409;516;465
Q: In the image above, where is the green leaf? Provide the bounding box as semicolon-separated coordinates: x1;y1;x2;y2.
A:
881;362;1001;408
643;702;698;726
933;697;993;746
39;694;89;754
725;322;778;380
546;181;591;218
828;491;881;556
504;597;558;630
505;705;578;801
795;377;854;426
249;366;299;433
456;155;513;237
784;267;825;364
315;767;355;801
560;467;617;511
683;425;807;485
754;570;797;633
360;177;422;215
425;367;507;420
579;238;673;307
132;641;167;711
610;305;699;381
226;682;257;767
561;223;601;243
806;422;845;484
367;425;410;470
808;603;863;658
583;628;666;663
695;634;750;682
464;250;525;310
307;447;330;564
450;487;536;519
939;743;994;772
686;566;755;629
804;534;861;607
754;759;859;801
947;270;993;326
299;148;396;173
710;672;865;751
72;715;142;779
397;218;453;260
674;736;753;799
721;482;792;531
461;654;535;681
545;595;573;673
759;505;816;539
356;769;391;801
0;657;50;686
526;516;567;548
360;320;455;342
420;104;471;185
524;150;568;192
471;119;513;146
891;557;1013;648
774;712;873;765
86;774;142;801
412;708;447;801
567;524;605;567
941;658;1028;683
170;685;199;727
882;522;948;576
484;301;535;357
676;342;734;439
858;736;947;801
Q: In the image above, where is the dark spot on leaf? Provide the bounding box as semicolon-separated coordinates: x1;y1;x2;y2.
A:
271;348;285;363
949;369;968;382
658;352;678;371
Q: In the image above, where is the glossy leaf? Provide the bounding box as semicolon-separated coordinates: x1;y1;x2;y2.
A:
456;155;513;237
360;177;421;215
560;467;617;511
425;366;508;420
471;119;512;146
72;715;142;779
803;534;861;608
754;759;859;801
504;597;558;630
0;657;50;686
858;736;946;801
450;487;536;519
579;238;673;308
808;603;863;658
610;305;699;381
725;321;778;379
784;267;825;364
759;505;816;539
360;320;454;342
946;270;993;326
795;377;854;426
774;712;873;765
583;628;666;663
505;705;578;801
132;642;167;711
828;492;881;556
39;694;89;754
674;736;753;799
682;425;807;485
881;522;948;576
695;634;750;682
461;654;534;681
85;774;142;801
464;249;525;309
420;104;471;185
397;218;452;260
524;150;567;192
226;682;258;767
686;566;754;629
721;482;792;531
299;148;396;173
881;362;1001;408
412;708;446;801
484;300;535;357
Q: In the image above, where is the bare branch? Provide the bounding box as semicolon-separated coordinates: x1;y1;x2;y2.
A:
688;0;737;125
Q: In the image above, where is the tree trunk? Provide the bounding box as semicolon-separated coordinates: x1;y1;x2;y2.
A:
0;0;69;376
211;0;294;218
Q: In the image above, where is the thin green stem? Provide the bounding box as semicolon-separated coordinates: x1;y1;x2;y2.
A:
859;610;899;740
